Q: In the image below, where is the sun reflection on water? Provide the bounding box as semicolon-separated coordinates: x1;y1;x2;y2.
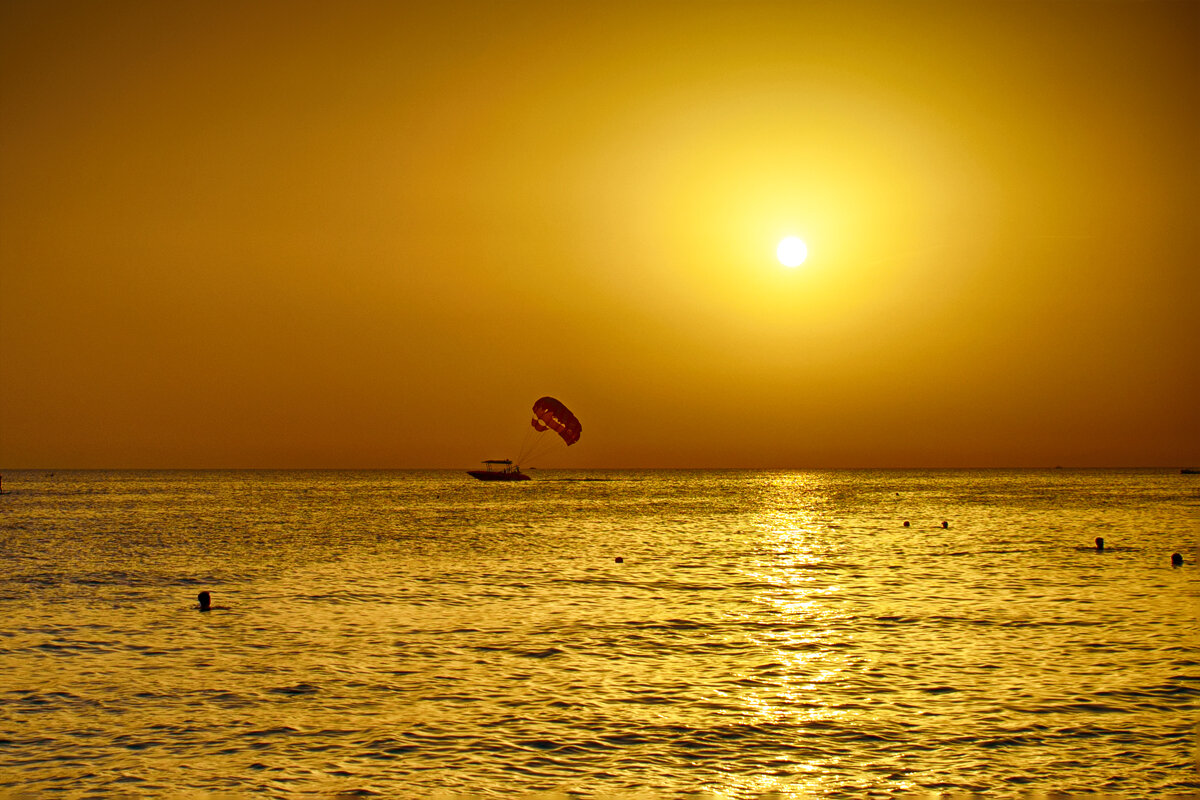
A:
724;472;861;794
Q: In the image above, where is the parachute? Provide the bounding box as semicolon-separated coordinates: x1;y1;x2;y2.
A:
530;396;582;446
511;396;581;469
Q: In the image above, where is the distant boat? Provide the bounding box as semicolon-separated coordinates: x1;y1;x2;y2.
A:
467;396;582;482
467;460;530;482
1182;468;1199;475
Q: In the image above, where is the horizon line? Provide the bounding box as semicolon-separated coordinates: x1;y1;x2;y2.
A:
0;465;1193;472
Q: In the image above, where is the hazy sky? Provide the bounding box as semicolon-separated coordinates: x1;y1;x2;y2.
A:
2;1;1197;468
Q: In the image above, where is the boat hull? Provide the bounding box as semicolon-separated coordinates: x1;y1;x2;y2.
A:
467;470;530;481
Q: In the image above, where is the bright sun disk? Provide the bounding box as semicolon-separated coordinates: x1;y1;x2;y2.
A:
777;236;807;267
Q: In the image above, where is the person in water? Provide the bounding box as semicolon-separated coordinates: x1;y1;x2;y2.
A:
1095;537;1105;552
1172;553;1184;567
196;591;228;611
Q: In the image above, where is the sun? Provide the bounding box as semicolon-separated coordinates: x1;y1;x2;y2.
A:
776;236;808;267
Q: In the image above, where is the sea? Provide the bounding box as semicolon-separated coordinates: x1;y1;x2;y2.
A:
0;469;1196;799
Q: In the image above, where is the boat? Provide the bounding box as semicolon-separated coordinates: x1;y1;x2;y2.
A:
467;397;583;482
467;459;530;481
1182;468;1199;475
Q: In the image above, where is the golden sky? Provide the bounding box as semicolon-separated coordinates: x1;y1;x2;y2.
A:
2;1;1197;468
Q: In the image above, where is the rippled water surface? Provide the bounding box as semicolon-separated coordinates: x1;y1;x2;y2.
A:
0;469;1196;798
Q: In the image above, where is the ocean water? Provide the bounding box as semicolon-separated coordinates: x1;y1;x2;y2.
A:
0;469;1196;799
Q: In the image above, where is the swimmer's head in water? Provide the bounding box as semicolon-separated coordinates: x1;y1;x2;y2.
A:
1172;553;1184;567
1095;537;1105;551
198;591;211;611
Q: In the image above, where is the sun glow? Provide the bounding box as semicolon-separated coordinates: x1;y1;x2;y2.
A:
777;236;808;267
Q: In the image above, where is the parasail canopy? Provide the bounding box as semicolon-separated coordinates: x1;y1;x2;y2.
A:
530;396;581;446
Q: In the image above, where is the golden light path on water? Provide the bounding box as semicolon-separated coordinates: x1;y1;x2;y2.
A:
733;473;863;797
